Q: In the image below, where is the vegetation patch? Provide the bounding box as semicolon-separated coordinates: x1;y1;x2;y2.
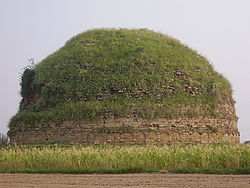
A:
207;125;219;133
0;144;249;174
20;68;35;98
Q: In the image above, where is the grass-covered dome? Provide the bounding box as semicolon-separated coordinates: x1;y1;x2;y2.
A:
9;29;234;133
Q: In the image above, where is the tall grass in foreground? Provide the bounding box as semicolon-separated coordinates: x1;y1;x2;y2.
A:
0;144;249;174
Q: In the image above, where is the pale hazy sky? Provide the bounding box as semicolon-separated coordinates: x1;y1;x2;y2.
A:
0;0;249;142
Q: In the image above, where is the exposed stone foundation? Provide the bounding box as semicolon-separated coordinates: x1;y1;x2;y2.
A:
10;117;239;144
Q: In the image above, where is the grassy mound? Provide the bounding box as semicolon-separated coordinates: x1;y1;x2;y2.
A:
9;29;233;130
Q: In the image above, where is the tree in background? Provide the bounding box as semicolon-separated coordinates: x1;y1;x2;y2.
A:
0;133;9;146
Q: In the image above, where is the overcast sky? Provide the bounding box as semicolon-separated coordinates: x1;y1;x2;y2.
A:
0;0;249;142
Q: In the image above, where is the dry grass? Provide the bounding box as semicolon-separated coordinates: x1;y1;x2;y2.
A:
0;144;249;174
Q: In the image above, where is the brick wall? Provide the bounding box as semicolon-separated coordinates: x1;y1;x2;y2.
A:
10;116;239;144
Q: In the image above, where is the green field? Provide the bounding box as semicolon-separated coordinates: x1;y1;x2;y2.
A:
0;144;249;174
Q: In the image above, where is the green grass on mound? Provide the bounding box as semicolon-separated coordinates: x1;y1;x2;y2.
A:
0;144;249;174
9;29;234;130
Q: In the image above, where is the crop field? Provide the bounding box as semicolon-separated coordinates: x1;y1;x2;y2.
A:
0;144;249;174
